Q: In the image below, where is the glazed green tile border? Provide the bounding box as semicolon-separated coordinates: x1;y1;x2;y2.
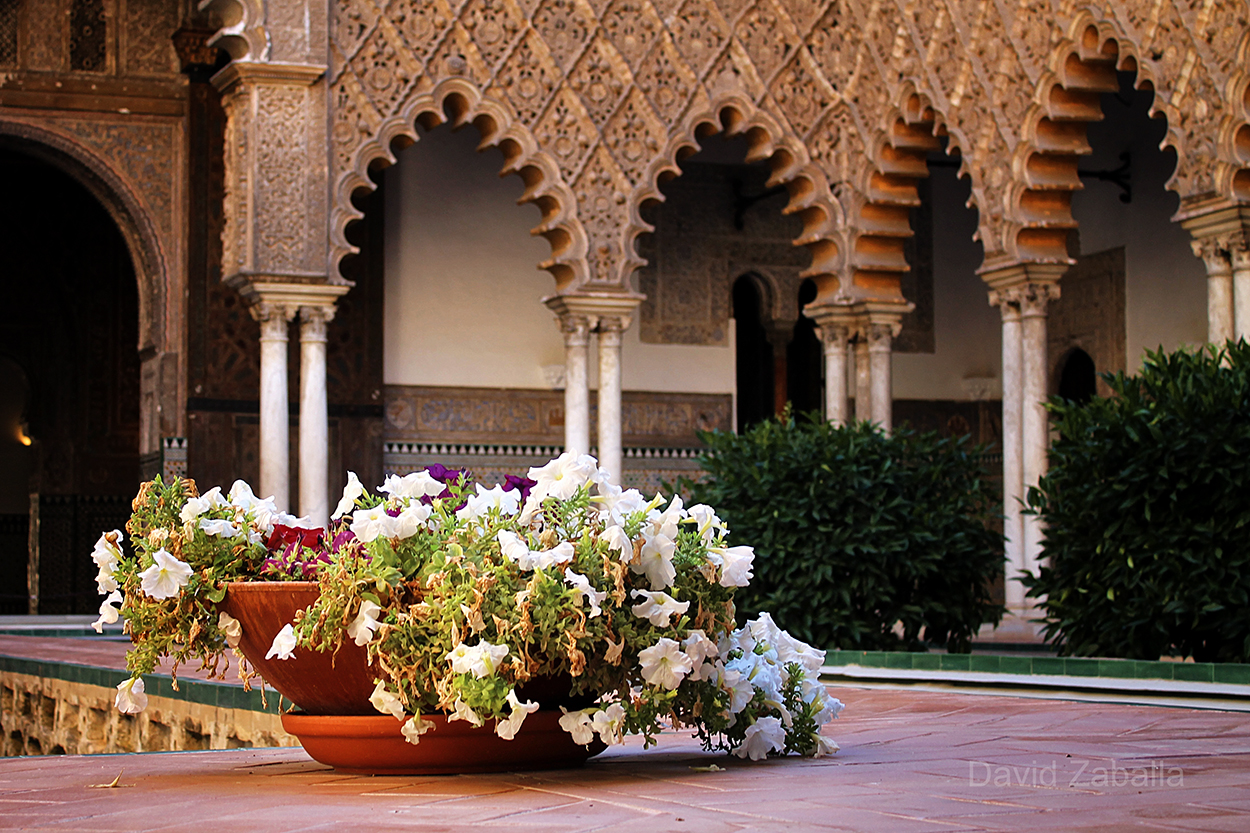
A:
0;654;283;714
822;650;1250;685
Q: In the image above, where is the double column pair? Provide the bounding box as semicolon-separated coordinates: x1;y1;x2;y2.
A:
551;297;638;485
1189;231;1250;345
811;307;905;431
252;288;347;529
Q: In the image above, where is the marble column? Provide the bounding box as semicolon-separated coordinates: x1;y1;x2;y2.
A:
1233;241;1250;343
299;305;334;528
1020;284;1057;594
560;315;591;457
867;322;895;432
854;336;872;423
992;290;1025;611
817;322;850;425
252;302;296;511
597;317;625;485
1192;237;1234;345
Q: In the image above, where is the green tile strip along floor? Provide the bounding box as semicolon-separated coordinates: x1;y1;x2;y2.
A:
0;654;282;714
822;649;1250;683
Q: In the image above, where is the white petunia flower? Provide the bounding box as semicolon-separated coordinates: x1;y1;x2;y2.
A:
368;680;405;721
715;663;756;714
638;637;694;690
95;566;118;595
401;714;434;745
179;487;224;525
520;452;600;522
498;530;531;563
495;689;539;740
139;549;194;600
684;504;726;543
682;630;720;681
227;481;280;532
199;518;241;538
564;570;607;617
601;525;633;557
593;482;648;525
814;734;841;757
445;640;509;678
349;505;394;543
218;611;243;648
379;470;444;501
92;590;123;634
391;502;433;539
115;677;148;714
707;544;755;588
733;716;786;760
266;624;297;660
456;484;521;522
498;531;574;571
558;707;596;745
331;472;365;519
449;697;484;727
591;702;626;745
629;589;690;627
347;600;382;646
634;531;677;590
91;530;124;573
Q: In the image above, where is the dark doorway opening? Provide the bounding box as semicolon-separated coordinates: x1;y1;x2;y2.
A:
788;279;823;417
733;276;774;431
1058;348;1097;404
0;149;140;614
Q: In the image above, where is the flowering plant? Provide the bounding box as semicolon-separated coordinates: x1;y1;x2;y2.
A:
93;453;843;760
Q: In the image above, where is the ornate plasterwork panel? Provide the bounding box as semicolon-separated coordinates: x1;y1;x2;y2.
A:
324;0;1250;300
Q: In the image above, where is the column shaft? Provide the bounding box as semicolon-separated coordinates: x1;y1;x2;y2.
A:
1020;287;1054;595
561;316;591;456
854;338;871;422
997;298;1025;611
867;325;893;432
255;305;294;510
299;307;332;528
597;319;624;484
1234;246;1250;342
820;325;850;426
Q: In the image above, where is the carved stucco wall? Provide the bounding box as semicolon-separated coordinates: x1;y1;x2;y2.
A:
327;0;1250;305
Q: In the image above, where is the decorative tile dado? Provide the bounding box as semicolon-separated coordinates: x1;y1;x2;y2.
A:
384;384;731;447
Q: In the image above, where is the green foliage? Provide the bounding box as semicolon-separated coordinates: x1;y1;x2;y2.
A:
686;414;1003;652
1024;342;1250;662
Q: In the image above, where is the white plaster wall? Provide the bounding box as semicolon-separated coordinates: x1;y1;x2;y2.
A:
892;164;1003;401
383;126;735;395
1070;83;1207;368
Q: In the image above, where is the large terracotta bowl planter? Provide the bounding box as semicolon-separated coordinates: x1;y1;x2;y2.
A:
219;581;604;773
218;581;375;714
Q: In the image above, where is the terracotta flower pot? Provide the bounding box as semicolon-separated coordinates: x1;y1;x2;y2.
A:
218;581;376;714
281;712;604;775
220;581;605;773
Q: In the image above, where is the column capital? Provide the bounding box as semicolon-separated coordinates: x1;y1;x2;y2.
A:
596;315;627;345
989;282;1060;319
299;304;336;341
558;314;592;347
544;290;643;334
249;300;298;332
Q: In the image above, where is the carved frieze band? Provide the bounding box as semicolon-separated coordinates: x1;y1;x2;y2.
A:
383;384;732;448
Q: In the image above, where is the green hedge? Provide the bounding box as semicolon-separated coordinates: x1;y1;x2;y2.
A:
1025;342;1250;662
685;415;1003;652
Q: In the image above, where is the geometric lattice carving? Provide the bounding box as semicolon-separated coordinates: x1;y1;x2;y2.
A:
69;0;107;72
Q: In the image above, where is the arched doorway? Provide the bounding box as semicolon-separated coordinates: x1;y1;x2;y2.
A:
733;275;774;431
1057;348;1097;404
0;149;140;614
788;279;823;417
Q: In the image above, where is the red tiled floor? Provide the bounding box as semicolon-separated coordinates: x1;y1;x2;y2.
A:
1;686;1248;830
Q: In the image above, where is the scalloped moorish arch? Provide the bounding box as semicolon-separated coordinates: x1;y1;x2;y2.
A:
328;77;590;294
633;94;846;305
1001;10;1248;266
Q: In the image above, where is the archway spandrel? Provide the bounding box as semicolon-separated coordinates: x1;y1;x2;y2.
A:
634;34;699;125
531;0;597;71
489;30;561;126
568;35;634;128
461;0;528;71
388;0;456;65
769;48;835;141
600;0;663;69
669;0;731;78
346;17;424;118
534;87;597;182
602;88;666;188
734;1;799;83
